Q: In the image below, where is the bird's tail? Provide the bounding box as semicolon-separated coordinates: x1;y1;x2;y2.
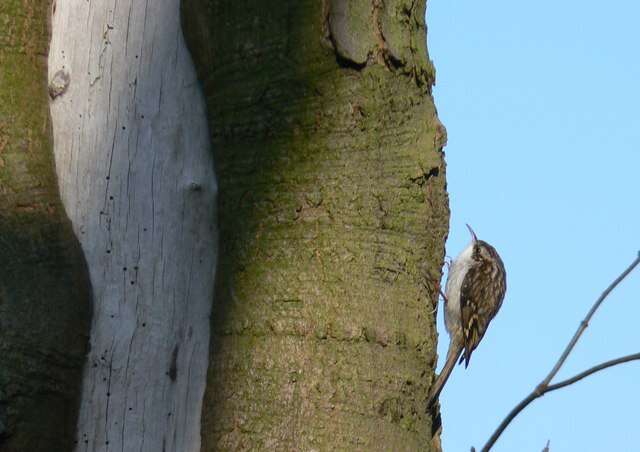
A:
427;341;463;407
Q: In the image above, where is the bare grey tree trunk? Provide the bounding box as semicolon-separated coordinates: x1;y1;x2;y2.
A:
48;1;217;450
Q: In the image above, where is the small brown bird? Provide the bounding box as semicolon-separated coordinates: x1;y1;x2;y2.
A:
428;224;507;406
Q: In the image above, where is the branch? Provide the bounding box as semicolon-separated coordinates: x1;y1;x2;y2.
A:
479;352;640;452
478;251;640;452
546;352;640;393
540;252;640;388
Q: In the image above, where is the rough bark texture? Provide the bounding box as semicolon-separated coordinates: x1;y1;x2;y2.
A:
0;1;91;451
48;1;217;450
182;0;449;449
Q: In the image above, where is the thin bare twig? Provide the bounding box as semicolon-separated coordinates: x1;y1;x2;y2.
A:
478;251;640;452
546;352;640;393
480;352;640;452
540;252;640;388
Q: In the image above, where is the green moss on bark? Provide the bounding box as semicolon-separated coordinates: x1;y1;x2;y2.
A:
182;0;448;449
0;1;91;450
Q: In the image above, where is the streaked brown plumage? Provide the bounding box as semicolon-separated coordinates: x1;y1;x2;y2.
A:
428;225;506;407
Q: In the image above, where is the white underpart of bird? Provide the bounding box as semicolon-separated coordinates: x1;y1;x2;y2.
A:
443;242;474;338
426;241;473;407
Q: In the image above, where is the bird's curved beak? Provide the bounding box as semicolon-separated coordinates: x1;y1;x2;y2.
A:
466;224;478;243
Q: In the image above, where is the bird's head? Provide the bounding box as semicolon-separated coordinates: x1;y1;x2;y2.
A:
467;224;501;262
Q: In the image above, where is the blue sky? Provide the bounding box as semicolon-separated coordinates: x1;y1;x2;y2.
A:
427;1;640;451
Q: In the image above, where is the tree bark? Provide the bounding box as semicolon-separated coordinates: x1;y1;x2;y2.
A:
3;0;447;450
182;1;449;450
0;1;91;451
48;0;217;450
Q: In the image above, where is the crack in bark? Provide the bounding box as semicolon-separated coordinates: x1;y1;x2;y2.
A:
168;344;179;382
372;0;404;71
409;167;440;187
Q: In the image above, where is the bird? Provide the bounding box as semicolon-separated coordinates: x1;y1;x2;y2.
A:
428;224;507;407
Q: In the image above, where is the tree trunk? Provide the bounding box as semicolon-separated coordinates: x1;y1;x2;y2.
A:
48;0;217;450
0;1;91;451
3;0;447;450
182;0;449;450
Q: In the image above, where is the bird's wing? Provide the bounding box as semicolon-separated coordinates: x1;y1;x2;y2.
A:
459;263;499;368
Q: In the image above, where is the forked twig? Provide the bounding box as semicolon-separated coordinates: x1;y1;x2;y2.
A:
477;252;640;452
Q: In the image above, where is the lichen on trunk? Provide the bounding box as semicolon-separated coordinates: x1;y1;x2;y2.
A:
182;0;449;449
